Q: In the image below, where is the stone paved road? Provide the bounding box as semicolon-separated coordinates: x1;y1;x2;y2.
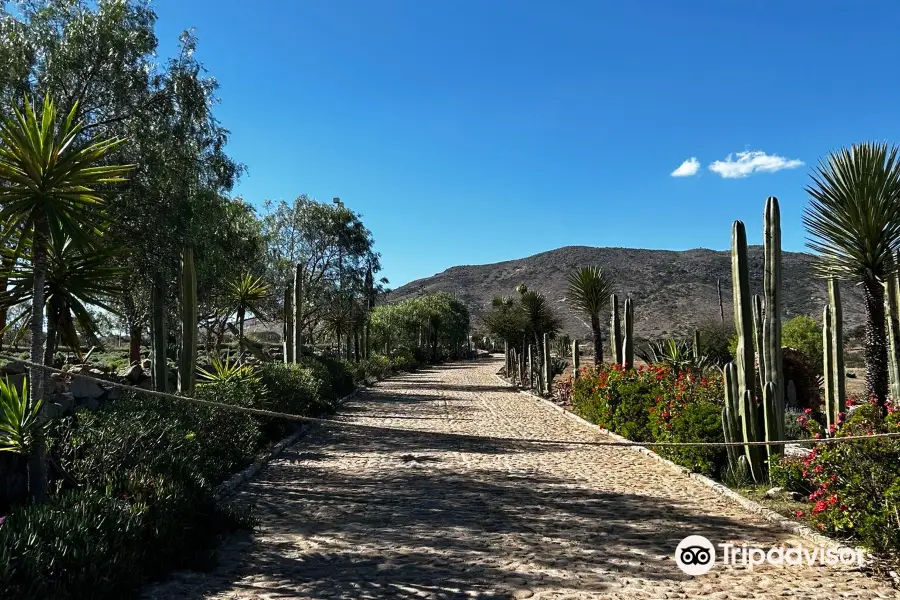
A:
144;358;899;600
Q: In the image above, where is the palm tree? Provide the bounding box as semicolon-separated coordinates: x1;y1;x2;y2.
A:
803;142;900;411
225;272;270;351
0;96;130;501
0;229;124;364
567;266;614;364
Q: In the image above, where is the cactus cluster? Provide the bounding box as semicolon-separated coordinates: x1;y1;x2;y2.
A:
609;294;634;368
621;298;634;369
721;197;785;482
610;294;622;364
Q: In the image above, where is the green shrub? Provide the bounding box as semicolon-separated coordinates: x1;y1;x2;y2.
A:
58;382;261;487
259;362;337;421
0;472;251;600
782;315;824;375
390;349;419;372
311;355;355;396
770;455;813;495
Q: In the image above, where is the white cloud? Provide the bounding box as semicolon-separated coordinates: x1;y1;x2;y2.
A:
671;157;700;177
708;150;804;178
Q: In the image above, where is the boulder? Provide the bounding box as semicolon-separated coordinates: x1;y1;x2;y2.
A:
70;376;104;400
0;361;27;376
119;364;143;384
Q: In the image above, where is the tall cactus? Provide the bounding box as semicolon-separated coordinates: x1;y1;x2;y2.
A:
283;287;293;364
150;271;167;393
178;245;197;394
731;221;756;413
823;304;836;430
828;278;846;425
762;196;785;452
722;361;764;482
528;344;535;389
504;340;510;376
293;263;303;361
543;333;552;395
572;340;580;379
621;298;633;369
752;294;765;391
692;330;701;362
885;257;900;401
518;345;526;383
610;294;621;365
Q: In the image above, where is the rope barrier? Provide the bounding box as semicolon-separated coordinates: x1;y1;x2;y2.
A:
1;351;898;449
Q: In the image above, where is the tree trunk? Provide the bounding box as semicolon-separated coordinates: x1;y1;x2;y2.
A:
863;276;889;413
128;322;142;364
354;327;360;362
238;306;246;352
365;318;371;359
150;273;168;393
42;308;57;368
591;314;602;365
28;215;48;503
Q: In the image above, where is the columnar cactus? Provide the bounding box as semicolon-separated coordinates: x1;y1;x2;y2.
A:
283;287;294;364
885;259;900;401
528;344;535;389
722;361;764;482
823;304;836;430
621;298;633;369
178;245;197;394
150;271;167;393
826;278;846;427
610;294;621;365
543;333;552;395
731;221;756;410
752;294;765;391
518;345;526;383
692;330;701;362
504;341;510;376
293;263;304;361
572;340;580;379
762;197;785;453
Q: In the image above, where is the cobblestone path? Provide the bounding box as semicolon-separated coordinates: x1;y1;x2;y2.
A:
144;358;899;600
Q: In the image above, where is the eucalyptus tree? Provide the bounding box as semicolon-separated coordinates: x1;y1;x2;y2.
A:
804;142;900;411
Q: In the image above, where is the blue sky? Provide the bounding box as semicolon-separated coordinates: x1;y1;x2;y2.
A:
154;0;900;288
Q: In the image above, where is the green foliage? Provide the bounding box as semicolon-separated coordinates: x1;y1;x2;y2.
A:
370;293;470;361
0;474;251;600
782;315;824;374
696;320;734;366
788;401;900;552
573;364;726;472
0;376;45;455
769;455;813;496
197;354;259;386
636;337;713;374
258;361;337;423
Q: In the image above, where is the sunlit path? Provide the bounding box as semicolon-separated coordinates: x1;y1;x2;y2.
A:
143;358;897;600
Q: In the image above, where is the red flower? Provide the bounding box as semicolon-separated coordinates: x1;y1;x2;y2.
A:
813;500;827;514
804;408;813;415
794;510;804;518
818;523;826;531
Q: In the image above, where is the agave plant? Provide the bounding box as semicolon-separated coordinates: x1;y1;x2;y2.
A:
197;353;258;385
0;376;46;456
637;337;713;374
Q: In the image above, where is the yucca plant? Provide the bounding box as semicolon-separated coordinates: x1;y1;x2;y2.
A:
0;95;132;501
566;266;614;365
0;228;124;363
225;273;270;351
0;376;46;457
803;142;900;411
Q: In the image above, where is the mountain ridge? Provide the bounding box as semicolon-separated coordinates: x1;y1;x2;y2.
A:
387;245;867;341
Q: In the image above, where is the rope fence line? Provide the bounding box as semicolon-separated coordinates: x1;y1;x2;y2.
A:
1;351;899;449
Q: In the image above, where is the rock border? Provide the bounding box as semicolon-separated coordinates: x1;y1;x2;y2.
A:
492;373;869;563
214;387;360;500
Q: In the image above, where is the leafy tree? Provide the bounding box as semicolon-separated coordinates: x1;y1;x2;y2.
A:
0;95;130;502
566;266;613;364
224;273;269;351
782;315;824;375
803;142;900;411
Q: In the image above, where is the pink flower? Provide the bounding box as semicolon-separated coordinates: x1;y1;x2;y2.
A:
804;408;813;415
794;510;804;518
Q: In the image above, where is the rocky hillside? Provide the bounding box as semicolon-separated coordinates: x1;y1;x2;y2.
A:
387;246;867;342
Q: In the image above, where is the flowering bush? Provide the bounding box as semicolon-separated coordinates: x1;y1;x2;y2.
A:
789;396;900;552
649;370;726;477
572;364;669;442
572;364;726;473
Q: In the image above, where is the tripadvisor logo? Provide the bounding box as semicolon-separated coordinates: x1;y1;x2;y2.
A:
674;535;865;575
